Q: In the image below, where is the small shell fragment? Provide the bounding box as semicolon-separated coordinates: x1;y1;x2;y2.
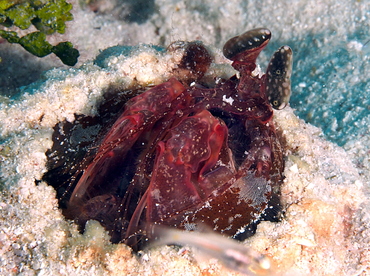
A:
149;225;272;276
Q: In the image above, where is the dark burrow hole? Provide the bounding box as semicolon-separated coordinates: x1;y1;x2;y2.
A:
41;83;283;251
40;41;283;251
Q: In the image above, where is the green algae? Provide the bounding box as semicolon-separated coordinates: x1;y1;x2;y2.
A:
0;0;79;66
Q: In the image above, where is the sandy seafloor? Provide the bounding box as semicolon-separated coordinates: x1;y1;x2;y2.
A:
0;0;369;275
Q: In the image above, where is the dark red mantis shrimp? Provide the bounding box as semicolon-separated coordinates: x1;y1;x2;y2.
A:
43;28;293;249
